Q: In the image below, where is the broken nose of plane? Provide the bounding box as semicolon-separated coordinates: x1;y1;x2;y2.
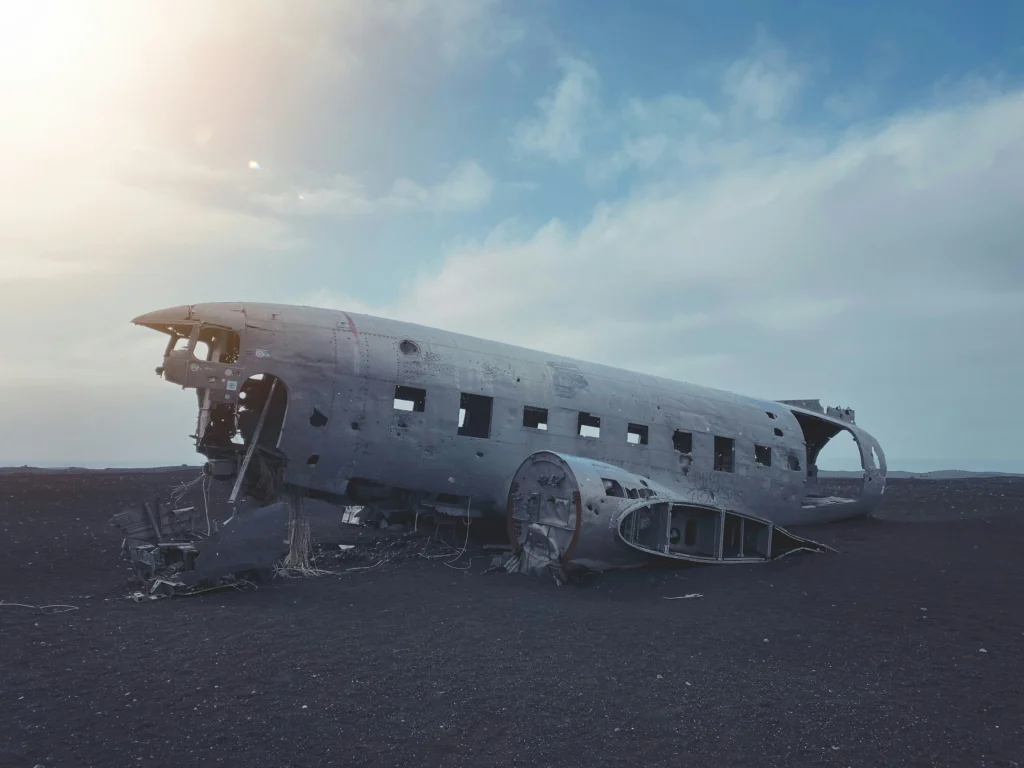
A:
131;305;195;331
132;303;248;333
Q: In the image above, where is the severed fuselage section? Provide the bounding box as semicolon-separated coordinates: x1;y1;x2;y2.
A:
503;451;837;583
123;302;889;589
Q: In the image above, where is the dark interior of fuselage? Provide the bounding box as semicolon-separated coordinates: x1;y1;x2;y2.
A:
200;375;287;455
790;411;868;508
620;503;819;562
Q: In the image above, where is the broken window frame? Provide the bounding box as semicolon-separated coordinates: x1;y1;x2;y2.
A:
673;430;693;454
167;323;242;368
754;444;772;467
602;478;625;497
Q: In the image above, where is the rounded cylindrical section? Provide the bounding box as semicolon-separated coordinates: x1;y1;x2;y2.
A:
507;451;666;574
507;452;581;560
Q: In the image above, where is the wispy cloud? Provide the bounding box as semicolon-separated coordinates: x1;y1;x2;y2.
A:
0;256;100;283
564;31;812;184
722;28;809;122
385;161;496;212
255;161;494;217
824;83;878;121
512;57;601;163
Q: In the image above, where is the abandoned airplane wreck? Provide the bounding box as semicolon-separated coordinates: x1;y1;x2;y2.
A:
117;302;887;591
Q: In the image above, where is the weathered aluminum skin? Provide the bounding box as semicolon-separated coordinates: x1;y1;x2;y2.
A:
133;302;887;523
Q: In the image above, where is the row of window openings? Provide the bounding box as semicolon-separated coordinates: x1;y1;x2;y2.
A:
394;385;800;472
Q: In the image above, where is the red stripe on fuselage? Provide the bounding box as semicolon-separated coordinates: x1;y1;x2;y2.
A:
342;313;359;343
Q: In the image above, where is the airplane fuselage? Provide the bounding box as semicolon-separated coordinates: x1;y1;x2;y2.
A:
133;302;887;528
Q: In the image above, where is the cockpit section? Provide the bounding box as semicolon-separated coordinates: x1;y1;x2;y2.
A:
134;306;290;502
152;322;244;395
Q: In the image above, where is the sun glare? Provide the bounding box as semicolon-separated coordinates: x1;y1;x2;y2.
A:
3;2;102;89
0;0;190;169
0;1;174;108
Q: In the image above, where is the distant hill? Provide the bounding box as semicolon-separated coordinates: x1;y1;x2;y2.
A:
819;470;1022;479
0;465;203;475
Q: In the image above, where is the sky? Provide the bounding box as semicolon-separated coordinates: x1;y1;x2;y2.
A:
1;0;1022;471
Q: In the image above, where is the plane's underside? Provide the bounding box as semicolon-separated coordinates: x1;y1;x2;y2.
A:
120;301;888;588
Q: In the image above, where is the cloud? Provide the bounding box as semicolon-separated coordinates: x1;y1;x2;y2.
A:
0;1;513;283
564;32;809;184
0;119;301;281
722;29;808;122
0;257;99;283
512;57;601;162
385;161;496;212
311;85;1024;392
4;8;1021;469
824;84;877;122
255;161;494;217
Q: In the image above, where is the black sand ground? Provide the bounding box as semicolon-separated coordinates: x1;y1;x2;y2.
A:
1;470;1022;768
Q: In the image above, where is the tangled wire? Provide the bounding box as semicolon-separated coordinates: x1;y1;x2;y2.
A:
279;495;335;577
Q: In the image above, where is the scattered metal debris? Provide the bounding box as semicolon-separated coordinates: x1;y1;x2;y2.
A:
112;475;488;598
112;486;294;598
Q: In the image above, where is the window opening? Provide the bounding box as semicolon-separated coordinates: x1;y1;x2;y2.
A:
627;423;649;445
180;326;241;364
713;436;735;472
684;519;698;547
458;393;493;438
602;478;624;497
523;406;548;430
577;412;601;438
394;385;426;412
755;444;772;467
673;430;693;453
788;454;801;471
198;326;241;364
192;340;211;362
